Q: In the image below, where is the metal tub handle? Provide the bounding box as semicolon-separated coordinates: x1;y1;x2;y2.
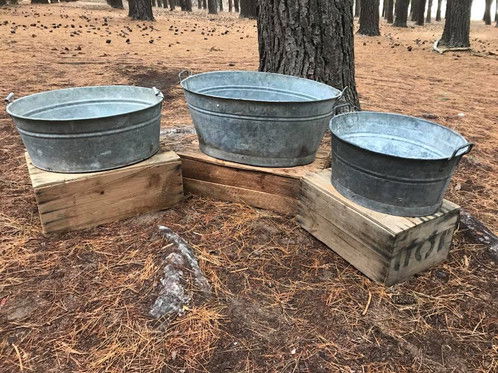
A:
449;143;474;160
178;70;192;84
4;92;14;104
152;87;164;99
333;102;357;116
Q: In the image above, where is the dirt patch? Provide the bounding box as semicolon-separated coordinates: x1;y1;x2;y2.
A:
120;65;180;99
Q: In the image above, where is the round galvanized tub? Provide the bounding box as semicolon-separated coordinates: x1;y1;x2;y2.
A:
6;85;164;173
329;111;473;216
180;71;343;167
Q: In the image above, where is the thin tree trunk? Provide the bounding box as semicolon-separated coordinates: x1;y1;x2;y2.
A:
228;0;232;12
207;0;217;13
382;0;387;17
185;0;192;10
258;0;360;108
411;0;418;20
358;0;381;35
218;0;223;11
239;0;257;18
31;0;49;3
386;0;394;22
439;0;472;48
416;0;426;25
197;0;201;8
426;0;432;22
233;0;239;12
435;0;442;20
107;0;124;8
394;0;410;26
202;0;206;9
483;0;492;24
169;0;175;10
129;0;154;20
355;0;361;17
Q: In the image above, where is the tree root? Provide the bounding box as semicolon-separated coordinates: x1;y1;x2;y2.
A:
433;39;471;54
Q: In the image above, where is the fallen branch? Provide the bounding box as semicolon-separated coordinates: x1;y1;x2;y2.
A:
459;210;498;261
433;39;471;54
149;226;211;320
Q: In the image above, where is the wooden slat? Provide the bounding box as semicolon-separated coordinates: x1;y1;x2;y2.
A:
181;158;301;198
26;151;183;233
184;178;296;215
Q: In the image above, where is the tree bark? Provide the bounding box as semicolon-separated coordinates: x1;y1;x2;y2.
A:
382;0;387;17
358;0;380;35
386;0;394;22
258;0;360;108
435;0;442;20
202;0;206;9
169;0;175;10
129;0;154;20
394;0;410;26
197;0;201;8
426;0;432;22
239;0;257;18
218;0;223;11
228;0;232;12
0;0;7;5
233;0;239;12
207;0;217;13
415;0;426;25
31;0;49;3
439;0;472;48
483;0;492;24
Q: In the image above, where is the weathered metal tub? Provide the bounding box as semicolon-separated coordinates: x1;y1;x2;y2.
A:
6;85;164;173
180;71;343;167
329;111;473;216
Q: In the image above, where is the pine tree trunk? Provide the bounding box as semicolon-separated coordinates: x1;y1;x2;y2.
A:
202;0;206;9
31;0;49;3
169;0;175;10
358;0;380;35
228;0;232;12
233;0;239;12
129;0;154;20
185;0;192;10
239;0;257;18
483;0;492;25
355;0;361;17
258;0;360;108
197;0;201;8
386;0;394;22
107;0;124;8
410;0;418;20
415;0;426;25
426;0;432;22
439;0;472;48
207;0;217;13
394;0;410;26
218;0;223;11
382;0;387;17
435;0;442;20
0;0;7;5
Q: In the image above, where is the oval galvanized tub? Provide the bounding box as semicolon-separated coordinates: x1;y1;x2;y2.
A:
6;85;164;173
329;111;473;216
180;71;343;167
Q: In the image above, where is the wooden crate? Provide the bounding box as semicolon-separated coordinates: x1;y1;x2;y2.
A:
177;144;330;215
26;150;183;233
298;169;460;285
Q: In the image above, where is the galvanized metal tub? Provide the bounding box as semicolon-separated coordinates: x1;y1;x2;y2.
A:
329;111;473;216
6;85;164;173
180;70;343;167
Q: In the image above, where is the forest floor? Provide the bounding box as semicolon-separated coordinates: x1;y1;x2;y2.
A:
0;2;497;372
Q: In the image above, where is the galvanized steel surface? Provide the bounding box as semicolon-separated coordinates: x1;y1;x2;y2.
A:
329;111;473;216
7;86;164;173
181;70;343;167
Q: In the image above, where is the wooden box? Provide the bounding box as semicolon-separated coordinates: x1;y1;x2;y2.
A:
298;169;460;285
177;145;330;215
26;150;183;233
